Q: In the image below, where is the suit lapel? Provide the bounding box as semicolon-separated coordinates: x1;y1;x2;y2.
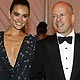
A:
70;34;80;80
45;34;65;80
44;33;80;80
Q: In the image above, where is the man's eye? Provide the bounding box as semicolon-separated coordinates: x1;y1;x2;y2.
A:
53;15;55;17
52;15;56;18
61;14;65;16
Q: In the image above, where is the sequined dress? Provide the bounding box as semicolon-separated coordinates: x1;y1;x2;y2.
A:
0;32;38;80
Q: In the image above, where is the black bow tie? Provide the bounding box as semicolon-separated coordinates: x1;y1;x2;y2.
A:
58;36;72;44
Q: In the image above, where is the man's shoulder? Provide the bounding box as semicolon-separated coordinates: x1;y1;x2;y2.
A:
38;34;57;43
75;33;80;39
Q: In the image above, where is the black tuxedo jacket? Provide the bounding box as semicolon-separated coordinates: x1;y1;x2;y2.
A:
30;33;80;80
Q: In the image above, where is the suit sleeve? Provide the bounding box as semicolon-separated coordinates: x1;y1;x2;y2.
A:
29;41;44;80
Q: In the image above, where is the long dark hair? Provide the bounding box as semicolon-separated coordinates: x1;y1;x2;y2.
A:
10;0;30;33
10;0;30;14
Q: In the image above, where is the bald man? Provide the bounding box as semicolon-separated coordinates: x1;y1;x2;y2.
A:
30;1;80;80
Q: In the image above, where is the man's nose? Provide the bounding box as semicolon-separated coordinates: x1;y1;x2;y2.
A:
56;16;61;21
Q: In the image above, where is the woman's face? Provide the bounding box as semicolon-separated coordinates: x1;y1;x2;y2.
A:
9;5;29;30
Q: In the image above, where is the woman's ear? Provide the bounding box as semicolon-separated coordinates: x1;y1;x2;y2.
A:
8;11;11;21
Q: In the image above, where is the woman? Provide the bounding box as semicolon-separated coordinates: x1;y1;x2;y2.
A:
0;0;38;79
36;21;48;40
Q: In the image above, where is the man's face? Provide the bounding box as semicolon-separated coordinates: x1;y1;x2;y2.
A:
52;3;74;36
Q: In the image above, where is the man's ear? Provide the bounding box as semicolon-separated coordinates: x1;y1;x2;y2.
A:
72;14;75;23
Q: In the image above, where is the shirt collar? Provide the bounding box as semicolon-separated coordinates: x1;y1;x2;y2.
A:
57;29;75;38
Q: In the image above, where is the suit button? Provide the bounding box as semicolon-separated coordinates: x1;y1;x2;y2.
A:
65;47;67;49
66;57;68;59
66;68;68;69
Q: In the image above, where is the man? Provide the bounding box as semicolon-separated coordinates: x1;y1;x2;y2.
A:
30;1;80;80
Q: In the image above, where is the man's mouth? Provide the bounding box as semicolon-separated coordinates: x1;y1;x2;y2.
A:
56;22;64;27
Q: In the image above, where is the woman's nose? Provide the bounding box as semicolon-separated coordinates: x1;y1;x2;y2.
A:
18;17;22;22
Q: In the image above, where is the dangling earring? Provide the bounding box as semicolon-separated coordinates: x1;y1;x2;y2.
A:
8;11;11;25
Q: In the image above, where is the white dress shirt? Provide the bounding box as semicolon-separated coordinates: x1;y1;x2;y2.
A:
57;29;75;80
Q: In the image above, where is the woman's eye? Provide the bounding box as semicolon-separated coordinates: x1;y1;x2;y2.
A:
14;12;19;16
23;14;29;18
